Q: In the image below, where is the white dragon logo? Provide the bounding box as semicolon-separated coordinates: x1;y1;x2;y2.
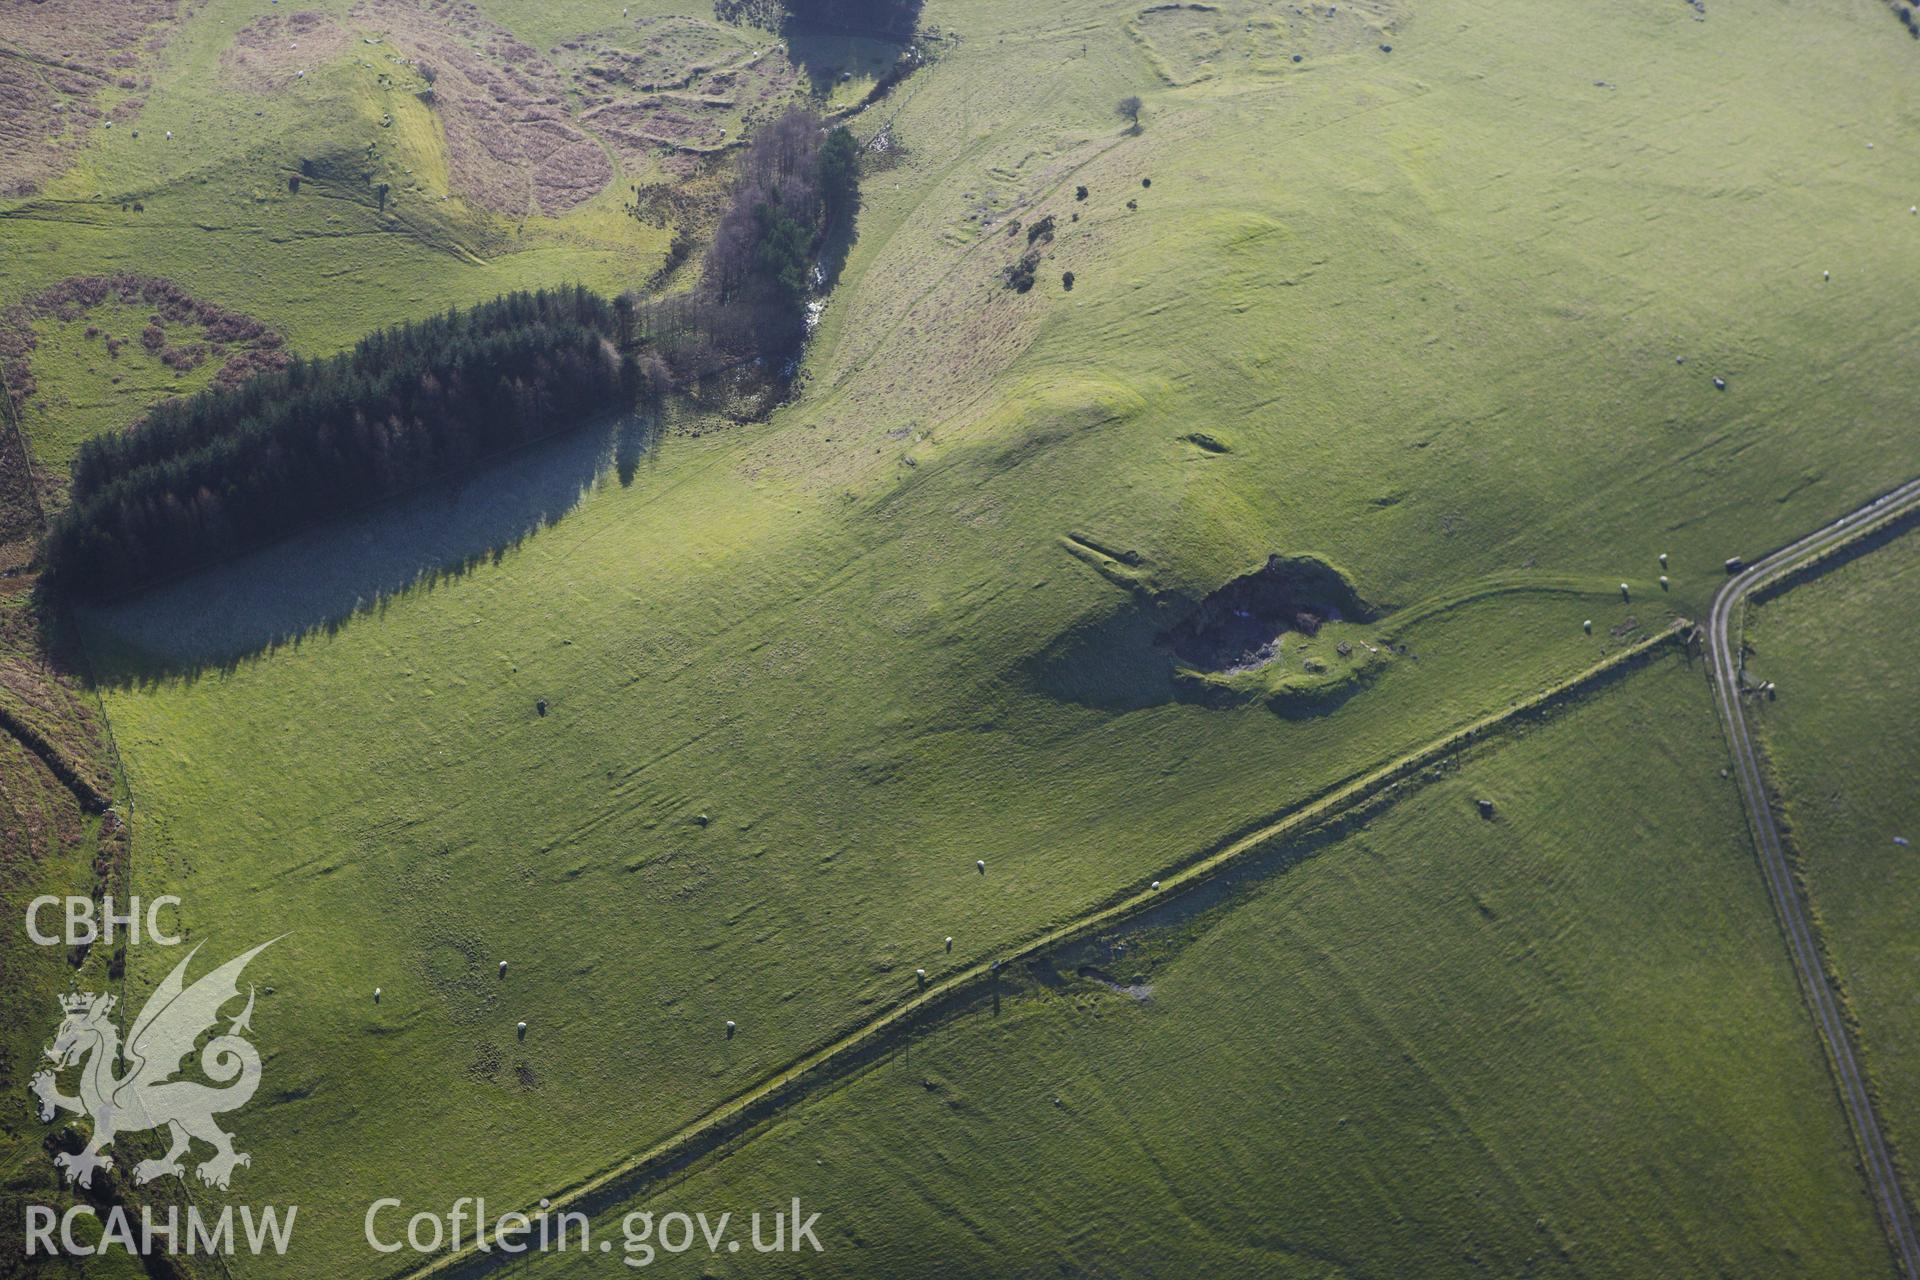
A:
32;939;277;1191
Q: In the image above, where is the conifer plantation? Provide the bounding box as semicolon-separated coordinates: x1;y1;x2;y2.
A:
46;110;860;598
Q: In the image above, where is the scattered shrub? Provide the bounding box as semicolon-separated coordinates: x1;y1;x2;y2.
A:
1004;250;1040;293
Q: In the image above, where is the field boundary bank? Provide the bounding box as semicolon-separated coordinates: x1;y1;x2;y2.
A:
1707;477;1920;1280
1740;507;1920;1245
0;701;110;812
0;358;130;813
1747;502;1920;611
397;620;1686;1280
1756;746;1920;1239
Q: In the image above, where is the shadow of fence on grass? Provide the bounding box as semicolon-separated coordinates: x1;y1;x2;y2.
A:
79;412;661;686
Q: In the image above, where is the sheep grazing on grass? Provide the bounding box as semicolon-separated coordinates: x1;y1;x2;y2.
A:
1620;583;1631;600
1658;552;1668;567
726;1020;737;1039
1659;575;1669;589
1151;880;1161;890
374;987;382;1003
517;1021;527;1040
945;936;954;952
916;969;927;987
976;860;986;874
1713;377;1726;390
1583;620;1593;633
498;960;508;978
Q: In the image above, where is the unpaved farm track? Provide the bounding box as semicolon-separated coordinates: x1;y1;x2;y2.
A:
1707;477;1920;1280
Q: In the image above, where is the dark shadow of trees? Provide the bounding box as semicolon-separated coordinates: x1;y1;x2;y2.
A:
78;413;659;687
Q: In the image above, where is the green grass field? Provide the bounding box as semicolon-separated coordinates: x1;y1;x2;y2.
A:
0;586;137;1277
15;298;234;479
3;0;1918;1272
518;653;1892;1278
1748;523;1920;1227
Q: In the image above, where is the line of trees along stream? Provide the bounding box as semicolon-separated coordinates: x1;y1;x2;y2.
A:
47;110;860;598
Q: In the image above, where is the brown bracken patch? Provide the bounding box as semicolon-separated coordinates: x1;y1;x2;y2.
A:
1;274;288;430
353;0;611;215
0;428;37;573
218;10;354;91
0;0;182;198
559;20;802;170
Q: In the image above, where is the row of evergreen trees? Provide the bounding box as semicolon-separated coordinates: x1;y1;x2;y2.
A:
48;288;636;596
633;108;859;375
46;115;863;598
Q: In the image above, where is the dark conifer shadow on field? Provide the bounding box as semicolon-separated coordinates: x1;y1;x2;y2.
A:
780;17;913;99
77;413;660;686
815;187;861;292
